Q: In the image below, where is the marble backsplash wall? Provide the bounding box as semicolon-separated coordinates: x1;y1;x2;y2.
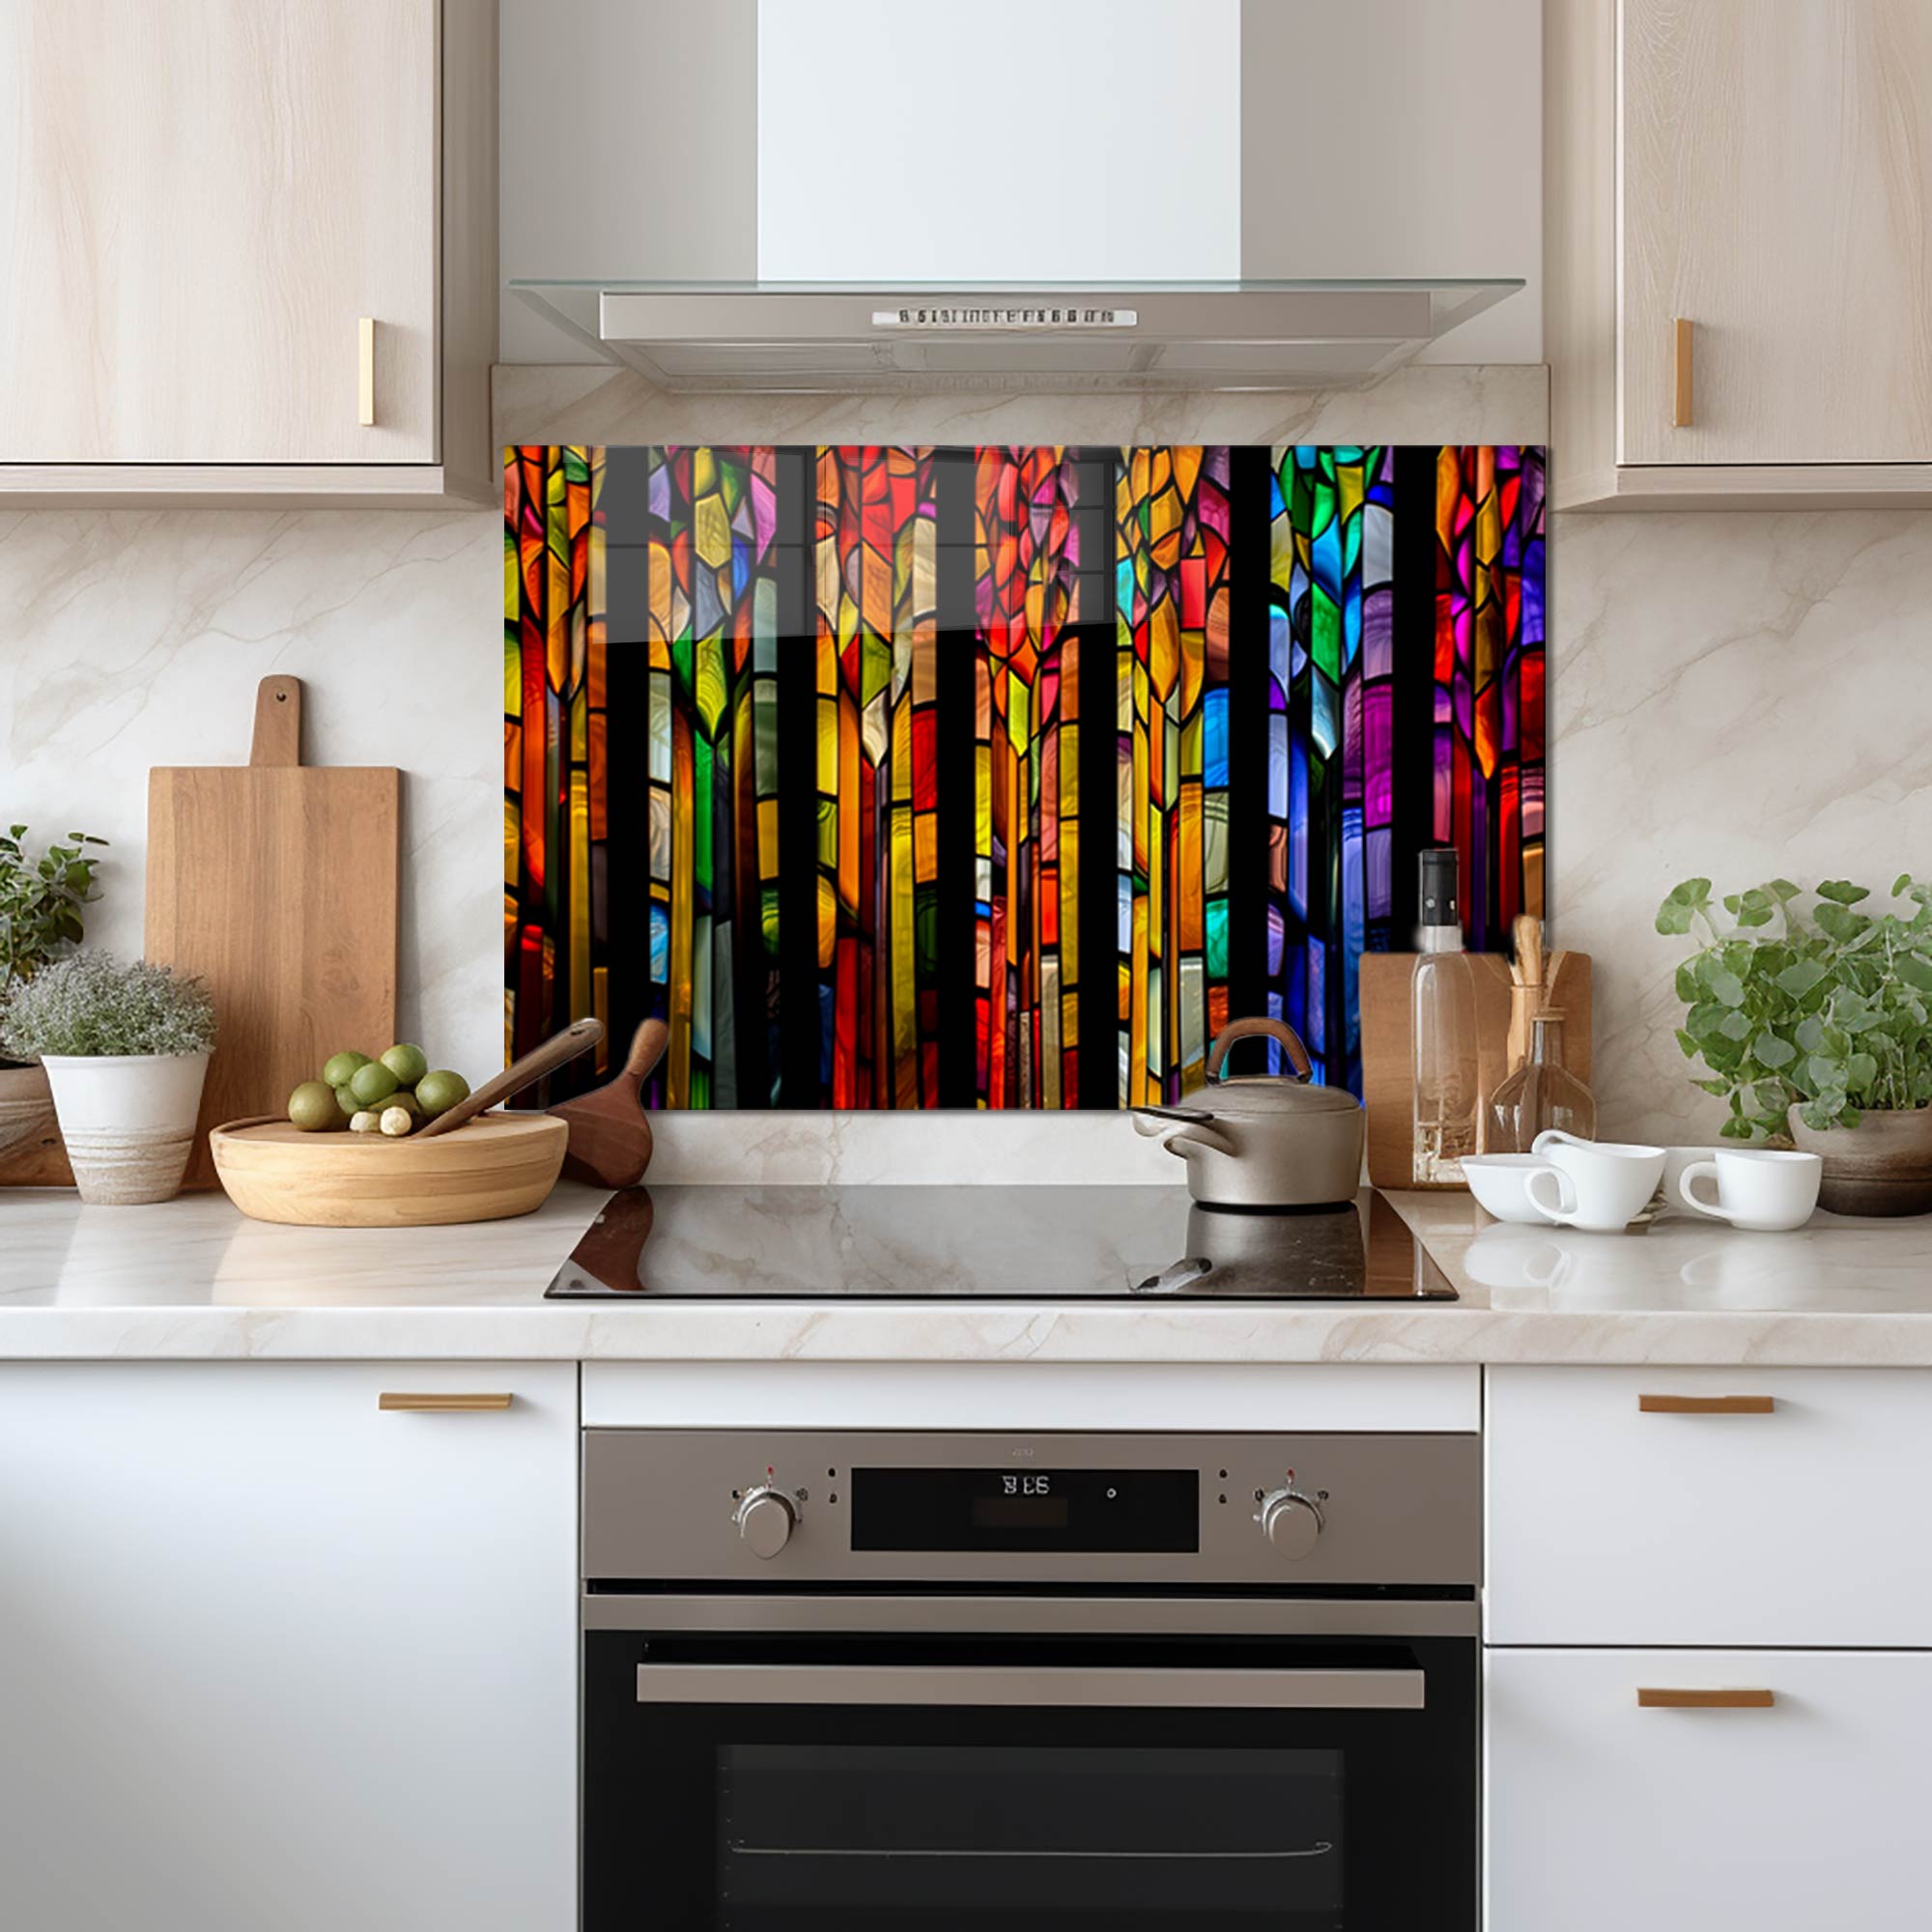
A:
8;425;1927;1179
0;507;507;1095
1548;504;1932;1149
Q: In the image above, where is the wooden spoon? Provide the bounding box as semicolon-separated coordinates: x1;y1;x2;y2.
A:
414;1018;606;1140
549;1018;669;1188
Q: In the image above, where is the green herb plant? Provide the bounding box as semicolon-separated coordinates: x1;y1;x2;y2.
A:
0;953;216;1063
0;825;106;1002
1657;875;1932;1141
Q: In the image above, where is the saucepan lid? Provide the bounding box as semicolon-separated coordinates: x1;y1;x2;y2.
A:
1185;1016;1360;1118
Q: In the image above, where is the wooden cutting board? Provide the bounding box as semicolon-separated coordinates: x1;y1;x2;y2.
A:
1359;947;1594;1190
147;677;400;1186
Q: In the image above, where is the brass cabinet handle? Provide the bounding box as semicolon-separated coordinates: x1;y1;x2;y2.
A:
1671;317;1694;427
357;316;377;426
378;1392;513;1412
1638;1688;1776;1710
1638;1393;1775;1414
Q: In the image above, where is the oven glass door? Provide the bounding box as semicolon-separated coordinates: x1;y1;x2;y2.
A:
584;1628;1474;1931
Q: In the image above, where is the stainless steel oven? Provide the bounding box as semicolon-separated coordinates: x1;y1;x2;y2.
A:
582;1429;1480;1931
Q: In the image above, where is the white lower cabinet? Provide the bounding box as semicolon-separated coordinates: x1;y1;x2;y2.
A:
0;1363;578;1932
1486;1647;1932;1929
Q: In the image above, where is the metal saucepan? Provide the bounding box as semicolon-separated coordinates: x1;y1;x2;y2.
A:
1132;1017;1365;1208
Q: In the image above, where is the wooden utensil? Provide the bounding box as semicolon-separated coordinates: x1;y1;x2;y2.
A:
210;1111;567;1228
414;1017;606;1140
1507;914;1547;1071
146;676;399;1187
549;1018;669;1188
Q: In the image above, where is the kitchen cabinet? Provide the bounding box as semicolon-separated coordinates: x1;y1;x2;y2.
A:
1547;0;1932;508
1486;1366;1932;1646
0;0;496;504
1486;1647;1932;1930
0;1362;576;1932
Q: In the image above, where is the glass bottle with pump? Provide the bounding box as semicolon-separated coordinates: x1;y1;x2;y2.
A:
1411;847;1480;1185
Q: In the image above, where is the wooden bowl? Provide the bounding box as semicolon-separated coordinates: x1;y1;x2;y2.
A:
210;1110;569;1228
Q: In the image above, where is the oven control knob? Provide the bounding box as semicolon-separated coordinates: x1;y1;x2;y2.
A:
1256;1488;1323;1561
734;1486;796;1559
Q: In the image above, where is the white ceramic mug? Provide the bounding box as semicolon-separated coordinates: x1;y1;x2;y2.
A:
1677;1148;1823;1233
1524;1130;1668;1232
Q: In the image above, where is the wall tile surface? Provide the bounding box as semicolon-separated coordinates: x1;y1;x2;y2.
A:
9;444;1924;1176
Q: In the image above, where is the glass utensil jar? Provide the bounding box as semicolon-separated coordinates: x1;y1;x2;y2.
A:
1488;1009;1597;1153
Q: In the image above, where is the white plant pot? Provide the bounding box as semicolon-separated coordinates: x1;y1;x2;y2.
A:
41;1052;211;1206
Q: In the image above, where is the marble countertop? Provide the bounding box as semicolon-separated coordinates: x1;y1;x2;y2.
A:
7;1180;1932;1365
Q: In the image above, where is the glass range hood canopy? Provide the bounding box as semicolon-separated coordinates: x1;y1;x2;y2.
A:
507;277;1524;394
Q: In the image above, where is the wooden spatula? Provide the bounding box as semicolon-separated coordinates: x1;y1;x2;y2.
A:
547;1018;669;1188
415;1018;606;1140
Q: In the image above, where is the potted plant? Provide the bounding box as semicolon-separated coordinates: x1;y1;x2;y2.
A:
0;825;106;1159
0;952;216;1205
1658;873;1932;1214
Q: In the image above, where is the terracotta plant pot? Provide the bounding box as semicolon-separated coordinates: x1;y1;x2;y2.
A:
41;1051;211;1206
0;1061;58;1159
1787;1103;1932;1217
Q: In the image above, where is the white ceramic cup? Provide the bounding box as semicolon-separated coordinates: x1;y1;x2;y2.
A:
1462;1153;1564;1225
1524;1130;1668;1232
1662;1146;1722;1212
1677;1148;1823;1232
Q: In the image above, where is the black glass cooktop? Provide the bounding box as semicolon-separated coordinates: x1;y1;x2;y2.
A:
544;1185;1454;1302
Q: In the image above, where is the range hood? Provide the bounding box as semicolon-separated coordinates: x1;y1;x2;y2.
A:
508;279;1523;394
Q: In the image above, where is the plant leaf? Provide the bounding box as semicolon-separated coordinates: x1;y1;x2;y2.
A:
1776;959;1829;1000
1707;968;1746;1008
1816;879;1871;905
1815;903;1872;943
1752;1033;1796;1069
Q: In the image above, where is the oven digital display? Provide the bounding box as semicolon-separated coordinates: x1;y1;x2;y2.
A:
851;1467;1200;1552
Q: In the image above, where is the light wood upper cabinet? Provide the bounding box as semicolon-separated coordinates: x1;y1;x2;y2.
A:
0;0;496;502
1548;0;1932;508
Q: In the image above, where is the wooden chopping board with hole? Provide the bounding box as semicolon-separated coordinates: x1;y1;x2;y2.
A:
146;676;399;1187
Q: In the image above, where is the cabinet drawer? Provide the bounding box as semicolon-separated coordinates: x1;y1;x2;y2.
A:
1486;1647;1932;1932
1487;1368;1932;1645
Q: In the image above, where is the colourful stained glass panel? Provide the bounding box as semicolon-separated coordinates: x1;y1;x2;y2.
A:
504;443;1547;1107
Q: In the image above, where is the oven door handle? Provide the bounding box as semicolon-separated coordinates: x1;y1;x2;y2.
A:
636;1662;1425;1710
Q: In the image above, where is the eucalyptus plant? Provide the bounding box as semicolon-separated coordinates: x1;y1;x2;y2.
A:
0;824;106;1002
1657;875;1932;1141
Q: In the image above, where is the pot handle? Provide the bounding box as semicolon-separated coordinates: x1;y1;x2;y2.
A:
1132;1106;1238;1160
1207;1017;1314;1086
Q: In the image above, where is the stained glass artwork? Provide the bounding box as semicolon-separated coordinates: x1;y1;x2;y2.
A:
505;443;1547;1108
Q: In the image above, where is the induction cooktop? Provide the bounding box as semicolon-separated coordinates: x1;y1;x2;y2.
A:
543;1185;1455;1301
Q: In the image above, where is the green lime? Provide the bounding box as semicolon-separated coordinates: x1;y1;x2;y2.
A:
414;1068;470;1116
288;1080;343;1132
381;1042;429;1087
349;1060;400;1106
386;1087;422;1117
322;1050;371;1087
333;1083;360;1120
